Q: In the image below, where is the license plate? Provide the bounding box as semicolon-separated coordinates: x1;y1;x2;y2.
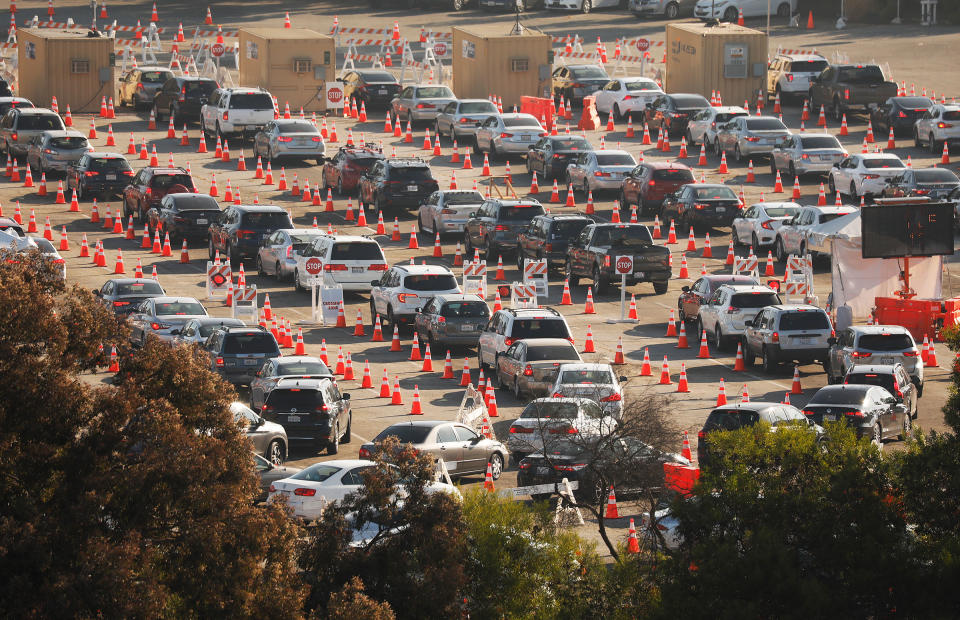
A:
287;415;300;423
716;207;726;213
536;466;550;475
881;357;893;364
634;270;645;277
461;324;475;332
351;266;364;273
105;174;117;180
379;89;388;94
244;358;260;366
824;414;836;422
196;218;207;225
796;336;813;344
407;184;418;191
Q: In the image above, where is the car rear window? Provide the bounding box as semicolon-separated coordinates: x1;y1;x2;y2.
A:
914;169;958;183
944;110;960;121
415;86;454;98
374;425;431;443
591;225;653;247
89;157;131;171
33;238;56;253
184;80;217;96
715;112;747;123
511;319;571;340
279;121;317;133
151;174;194;189
241;211;293;229
459;102;497;114
837;66;885;83
624;80;658;91
49;136;87;149
551;137;591;151
155;301;205;315
171;195;219;211
787;60;828;73
349;156;382;168
389;167;433;182
559;369;613;384
777;310;830;330
730;292;780;308
290;464;341;482
403;273;458;291
222;333;279;354
653;168;694;182
745;118;786;130
141;71;171;82
595;153;635;166
330;242;384;261
764;207;800;217
440;301;488;318
502;117;541;128
799;136;842;149
672;95;710;109
265;387;322;409
845;373;895;392
704;409;759;431
857;333;914;351
117;281;163;295
499;205;545;220
695;186;738;200
361;71;396;83
571;66;608;79
551;219;591;238
229;93;274;109
520;402;578;419
18;114;63;130
526;345;580;361
808;387;869;405
444;191;484;205
276;361;331;376
863;159;903;169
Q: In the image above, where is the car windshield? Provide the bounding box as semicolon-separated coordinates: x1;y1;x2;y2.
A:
223;333;279;354
88;157;131;171
653;168;694;181
330;242;384;260
374;425;432;443
277;361;330;375
800;136;841;149
704;409;759;431
361;72;396;83
673;95;710;108
229;93;273;109
459;102;497;114
18;114;63;130
914;169;958;183
695;187;738;200
184;81;217;96
511;319;571;339
520;401;579;419
764;206;800;217
265;388;321;409
403;274;458;291
551;219;591;238
502;117;541;128
290;464;341;483
390;167;433;181
837;66;885;83
117;281;163;295
197;320;244;337
559;369;614;384
440;301;488;318
279;122;317;133
571;67;608;79
499;205;545;220
894;97;932;109
745;118;786;130
808;387;869;405
624;81;658;91
33;238;56;253
857;333;914;351
151;174;193;189
591;225;653;247
863;158;903;169
155;301;205;315
790;59;828;73
551;137;591;151
416;86;453;98
241;211;293;229
845;373;895;392
444;192;484;205
49;136;87;149
731;292;780;308
778;310;830;330
526;345;580;361
596;153;636;166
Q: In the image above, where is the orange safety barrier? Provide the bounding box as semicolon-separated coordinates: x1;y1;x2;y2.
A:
663;462;700;497
577;96;601;131
520;96;555;132
873;296;950;342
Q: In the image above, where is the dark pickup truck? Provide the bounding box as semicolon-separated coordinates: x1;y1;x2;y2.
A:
808;64;898;122
564;223;671;295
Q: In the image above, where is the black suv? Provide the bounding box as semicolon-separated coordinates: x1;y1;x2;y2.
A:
464;199;546;258
359;157;439;218
152;76;219;124
517;213;594;271
261;378;352;456
204;326;282;386
147;193;221;242
207;204;293;266
697;402;821;469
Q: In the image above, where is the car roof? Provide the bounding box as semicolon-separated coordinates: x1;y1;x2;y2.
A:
796;133;838;140
717;284;778;294
594;149;632;157
711;106;748;114
940;104;960;111
703;274;759;284
146;167;189;174
106;277;160;285
233;204;287;212
136;65;172;71
860;153;904;161
487;198;543;207
811;205;857;214
750;201;802;209
710;401;783;413
518;337;576;348
766;304;825;312
431;293;485;303
191;317;245;325
501;307;562;317
776;52;828;61
275;378;328;389
40;130;85;138
849;325;912;335
283;228;327;236
385;420;455;429
394;264;454;275
385;157;428;167
327;234;379;243
87;152;127;159
541;213;594;221
499;113;539;121
557;362;614;371
457;98;496;104
150;296;202;304
567;64;605;70
13;107;56;115
645;161;691;170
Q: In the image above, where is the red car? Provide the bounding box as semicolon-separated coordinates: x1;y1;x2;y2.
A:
122;166;197;223
619;162;695;215
321;146;384;196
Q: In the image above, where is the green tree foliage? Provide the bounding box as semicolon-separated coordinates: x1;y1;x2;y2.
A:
0;254;305;617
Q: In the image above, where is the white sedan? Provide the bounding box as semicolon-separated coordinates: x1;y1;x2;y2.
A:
685;105;747;146
731;201;801;249
591;77;663;120
549;363;627;419
417;189;485;236
774;205;856;261
268;460;461;521
828;153;906;199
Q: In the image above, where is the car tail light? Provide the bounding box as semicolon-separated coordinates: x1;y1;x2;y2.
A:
144;188;152;196
604;256;611;267
786;74;794;82
222;111;229;122
852;351;872;358
179;87;186;103
771;331;779;343
312;136;323;142
261;405;273;413
500;132;514;138
553;154;563;159
136;82;144;91
359;447;371;458
10;132;16;142
123;170;134;176
622;95;633;101
570;82;585;89
903;350;919;357
548;426;578;435
510;426;534;434
215;357;224;367
397;293;418;303
324;263;348;271
600;393;622;402
801;153;810;160
315;404;328;413
694;203;706;210
112;301;129;307
84;171;99;177
697;430;706;439
555;463;587;471
440;208;456;214
293;488;316;496
894;383;904;399
436;316;445;324
286;246;292;258
524;364;533;376
458;117;474;123
538;132;548;137
761;220;773;229
552;392;563;398
648;179;656;186
845;410;865;418
864;174;880;180
802;409;815;416
150;322;168;330
277;136;293;142
368;263;388;271
415;103;436;109
495;224;509;231
938;122;954;129
745;136;760;142
914;189;929;195
594;171;611;177
235;229;256;239
844;89;850;100
545;243;553;252
897;111;907;118
43;148;54;155
504;337;514;347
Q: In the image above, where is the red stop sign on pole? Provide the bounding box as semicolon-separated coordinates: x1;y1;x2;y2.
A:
635;38;650;52
433;42;447;56
615;255;633;275
327;87;343;104
211;42;225;57
305;257;323;275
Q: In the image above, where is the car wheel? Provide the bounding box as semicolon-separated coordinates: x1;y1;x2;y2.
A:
714;325;725;351
256;256;266;277
267;440;284;465
752;233;760;250
369;299;379;324
761;346;777;374
613;103;623;121
153;103;162;122
489;453;504;479
872;423;883;451
201;117;210;138
828;174;836;195
734;144;743;163
342;413;352;444
516;252;525;272
512;376;522;399
731;226;742;246
914;129;922;148
929;134;939;155
275;262;283;281
387;306;396;329
327;423;340;455
849;181;858;198
580;0;591;13
293;270;303;292
653;280;668;295
899;409;912;441
565;259;579;287
208;237;215;260
678;305;687;324
664;1;679;19
775;237;786;262
419;209;431;235
592;265;605;294
713;139;721;155
742;339;756;366
75;182;83;201
723;6;737;21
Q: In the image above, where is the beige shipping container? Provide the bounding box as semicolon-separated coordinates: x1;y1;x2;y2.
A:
452;27;552;109
17;28;115;113
665;22;767;107
238;28;335;113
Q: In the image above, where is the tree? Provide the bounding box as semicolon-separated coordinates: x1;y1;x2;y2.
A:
326;577;395;620
0;253;306;617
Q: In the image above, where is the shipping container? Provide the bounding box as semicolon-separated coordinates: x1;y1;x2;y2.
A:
452;27;552;109
238;28;335;113
18;28;115;113
665;22;768;107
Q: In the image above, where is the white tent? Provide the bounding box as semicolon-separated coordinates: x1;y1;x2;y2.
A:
823;210;942;318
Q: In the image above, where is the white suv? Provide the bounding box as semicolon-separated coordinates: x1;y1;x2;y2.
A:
697;285;781;351
767;53;829;101
369;264;461;329
914;104;960;154
293;235;387;293
200;87;275;140
477;307;573;374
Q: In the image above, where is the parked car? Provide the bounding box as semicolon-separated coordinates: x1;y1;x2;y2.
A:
685;105;748;146
464;198;546;258
714;115;791;162
200;87;276;140
257;228;329;281
294;234;388;293
808;63;898;121
619;161;695;214
844;363;918;419
321;145;384;196
826;325;923;394
171;317;246;347
565;149;638;194
151;76;219;124
590;77;663;120
731;202;802;249
261;378;351;455
881;167;960;199
544;0;623;12
549;363;627;419
414;293;491;349
494;337;583;399
207;204;294;266
359;157;440;218
359;420;508;478
802;384;911;445
507;397;615;462
66;152;133;200
660;183;741;231
146;192;221;242
770;133;847;177
25;130;91;174
340;69;401;110
204;325;282;386
868;96;934;138
526;135;594;180
517;213;595;271
565;222;671;294
250;356;334;411
390;84;457;123
697;401;818;468
232;401;288;465
118;66;175;108
122;166;197;222
0;216;23;237
370;263;462;328
474;113;546;158
551;64;610;105
11;236;65;280
677;274;760;325
252;119;325;164
0;107;66;158
913;104;960;153
741;304;834;373
95;278;167;316
829;153;906;199
435;99;500;140
0;96;33;116
129;296;208;346
478;307;573;376
774;204;856;261
697;284;781;350
766;52;829;102
417;189;485;236
643;93;711;137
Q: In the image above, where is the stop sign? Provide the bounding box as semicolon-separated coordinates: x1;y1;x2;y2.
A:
615;255;633;275
305;257;323;275
327;87;343;104
433;42;447;56
635;38;650;52
211;42;225;57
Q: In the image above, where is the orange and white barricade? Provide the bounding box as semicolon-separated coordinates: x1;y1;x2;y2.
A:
522;257;549;298
205;261;232;299
510;282;538;309
462;260;487;298
784;254;816;305
732;255;759;279
232;284;258;320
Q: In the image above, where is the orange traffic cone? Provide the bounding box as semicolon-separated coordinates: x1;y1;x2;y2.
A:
697;329;710;358
716;377;728;406
614;336;625;364
483;461;496;492
582;325;595;353
791;366;803;394
410;384;423;414
604;486;619;518
677;320;689;348
583;287;596;314
734;342;745;371
391;376;404;405
676;363;690;392
390;325;402;352
353;309;366;337
658;356;672;385
560;279;573;305
640;347;652;376
460;357;472;387
379;368;392;398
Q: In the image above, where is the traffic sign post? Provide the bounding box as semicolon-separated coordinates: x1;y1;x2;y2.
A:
325;82;344;111
609;255;634;323
211;41;224;71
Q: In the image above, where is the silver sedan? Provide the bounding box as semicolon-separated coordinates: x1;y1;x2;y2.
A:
25;130;92;174
549;363;628;419
435;99;499;140
391;84;457;123
770;133;847;177
565;149;637;193
256;228;329;281
172;317;246;347
253;119;325;164
714;116;792;162
474;113;545;158
417;189;485;235
685;105;747;146
129;296;208;346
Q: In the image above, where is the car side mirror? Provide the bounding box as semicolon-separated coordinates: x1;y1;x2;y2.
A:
415;307;422;313
255;416;265;428
92;288;101;296
681;285;690;292
342;393;351;400
619;376;628;382
470;435;482;443
469;212;477;218
827;337;837;345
